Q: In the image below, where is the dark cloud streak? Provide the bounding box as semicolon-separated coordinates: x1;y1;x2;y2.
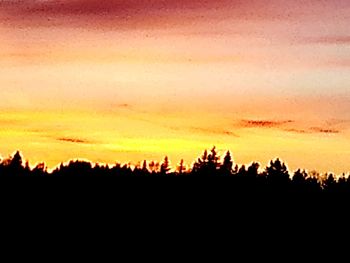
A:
284;127;341;135
57;137;92;144
191;127;239;137
240;119;294;128
284;128;309;134
310;127;340;134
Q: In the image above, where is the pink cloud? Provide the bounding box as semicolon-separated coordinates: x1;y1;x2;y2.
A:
2;0;349;29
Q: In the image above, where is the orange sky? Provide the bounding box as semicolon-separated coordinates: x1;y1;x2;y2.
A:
0;0;350;173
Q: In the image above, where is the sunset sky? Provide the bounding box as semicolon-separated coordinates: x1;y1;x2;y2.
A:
0;0;350;172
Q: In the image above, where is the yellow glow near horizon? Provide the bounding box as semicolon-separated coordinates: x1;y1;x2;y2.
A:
0;109;349;173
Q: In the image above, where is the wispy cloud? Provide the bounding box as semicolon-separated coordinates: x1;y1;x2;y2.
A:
284;128;309;134
117;103;131;108
325;119;350;126
240;119;294;128
285;127;341;135
304;36;350;45
190;127;239;137
57;137;92;144
238;120;342;135
310;127;340;134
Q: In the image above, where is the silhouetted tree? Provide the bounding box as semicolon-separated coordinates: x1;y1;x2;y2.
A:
149;161;160;174
293;169;307;183
207;147;220;173
237;165;246;177
32;163;47;177
193;149;208;174
192;147;221;175
220;151;233;176
160;156;171;175
232;164;239;175
337;174;349;194
293;169;308;191
142;160;149;173
265;159;290;190
247;162;260;179
177;159;186;175
11;151;23;168
323;173;336;193
1;151;25;176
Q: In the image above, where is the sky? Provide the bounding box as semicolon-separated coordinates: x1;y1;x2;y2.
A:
0;0;350;172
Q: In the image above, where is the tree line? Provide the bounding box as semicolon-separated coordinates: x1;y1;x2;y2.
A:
0;147;349;194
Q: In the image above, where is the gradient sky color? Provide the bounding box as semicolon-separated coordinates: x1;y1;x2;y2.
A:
0;0;350;172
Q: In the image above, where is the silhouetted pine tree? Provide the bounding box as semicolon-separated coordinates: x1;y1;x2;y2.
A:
265;159;290;191
177;159;186;175
160;156;171;175
220;151;233;176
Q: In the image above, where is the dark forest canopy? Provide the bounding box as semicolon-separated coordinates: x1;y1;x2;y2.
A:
0;147;349;194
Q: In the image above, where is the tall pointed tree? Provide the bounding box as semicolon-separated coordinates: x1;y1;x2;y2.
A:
221;151;233;175
160;156;171;175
